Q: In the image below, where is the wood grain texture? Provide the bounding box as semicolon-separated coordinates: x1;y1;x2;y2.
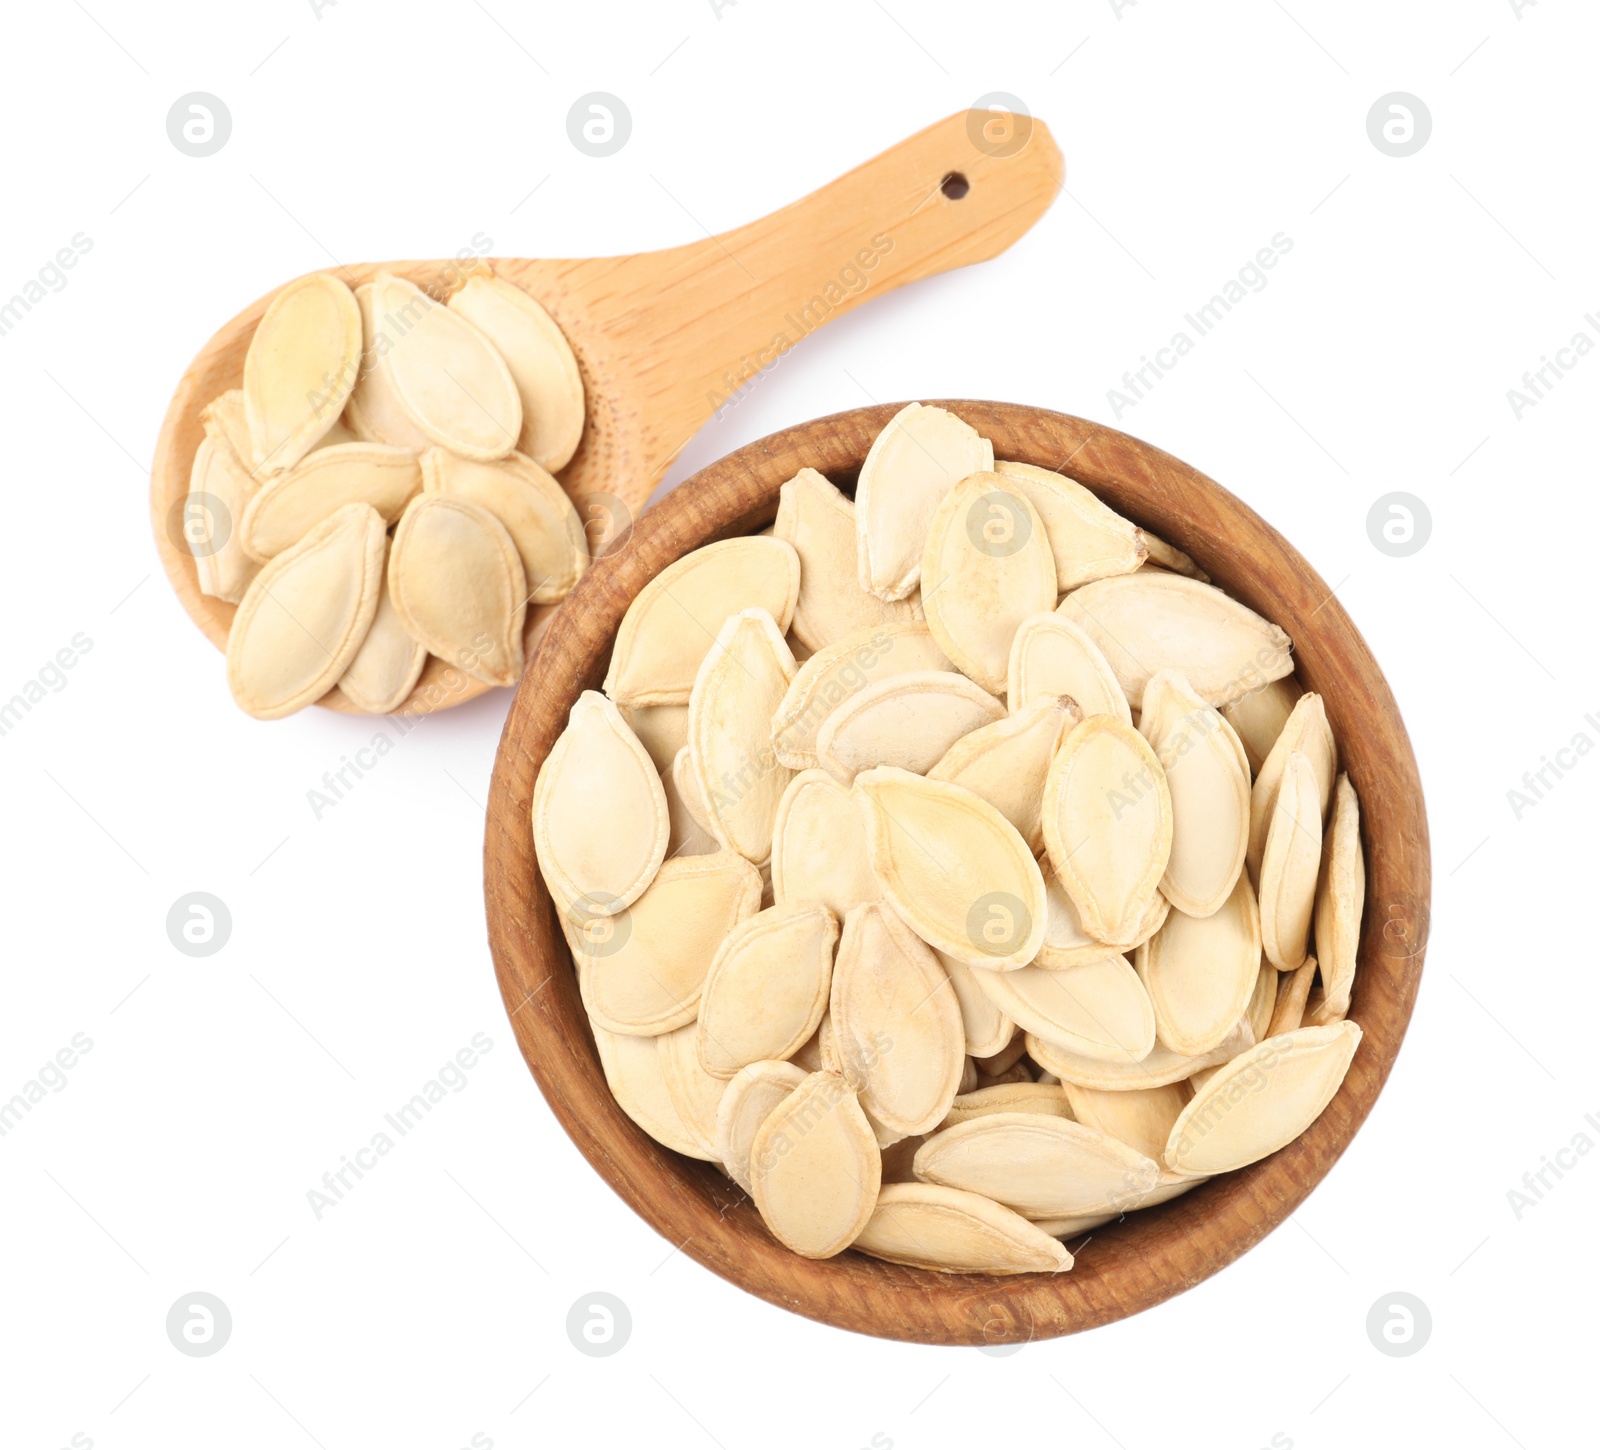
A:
149;112;1063;717
483;401;1431;1345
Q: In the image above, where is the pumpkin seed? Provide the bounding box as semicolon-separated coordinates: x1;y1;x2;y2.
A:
855;402;994;601
1042;715;1172;948
1139;670;1249;917
1165;1021;1361;1174
186;435;261;603
830;903;965;1136
369;272;521;461
345;283;436;451
1314;773;1364;1018
241;443;421;560
1247;962;1279;1043
993;460;1147;589
940;1082;1074;1129
914;1112;1161;1219
687;608;797;863
243;272;362;473
662;748;719;858
605;537;801;706
1027;1210;1118;1238
928;696;1079;852
568;851;761;1035
1006;611;1131;721
769;769;882;920
532;690;669;915
1138;531;1206;581
1057;572;1293;708
1135;871;1262;1056
771;621;953;770
1033;866;1168;968
976;1032;1028;1076
447;273;585;472
853;767;1047;970
226;502;386;720
935;952;1016;1058
1267;954;1318;1038
716;1060;808;1192
1258;751;1322;969
749;1070;882;1257
421;447;587;603
920;472;1057;693
1025;1016;1254;1091
336;565;426;714
775;467;919;650
618;703;689;775
657;1021;730;1160
593;1024;712;1160
698;904;838;1078
971;954;1156;1062
1247;692;1337;879
816;670;1004;780
1060;1080;1189;1162
1222;675;1303;777
852;1182;1072;1273
388;494;526;686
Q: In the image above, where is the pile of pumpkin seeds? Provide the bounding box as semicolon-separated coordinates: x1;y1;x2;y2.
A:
534;402;1364;1275
185;269;588;719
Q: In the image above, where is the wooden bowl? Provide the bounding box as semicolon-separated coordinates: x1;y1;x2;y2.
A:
483;401;1430;1345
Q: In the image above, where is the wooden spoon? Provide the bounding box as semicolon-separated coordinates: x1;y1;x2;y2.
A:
150;110;1064;716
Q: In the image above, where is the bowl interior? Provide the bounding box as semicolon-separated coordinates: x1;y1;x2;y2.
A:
483;400;1430;1346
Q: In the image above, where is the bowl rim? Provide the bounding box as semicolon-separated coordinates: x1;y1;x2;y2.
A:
483;399;1431;1346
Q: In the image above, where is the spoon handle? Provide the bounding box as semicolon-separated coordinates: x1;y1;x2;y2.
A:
566;110;1064;485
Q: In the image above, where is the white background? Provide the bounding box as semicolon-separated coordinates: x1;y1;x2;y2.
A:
1;1;1594;1447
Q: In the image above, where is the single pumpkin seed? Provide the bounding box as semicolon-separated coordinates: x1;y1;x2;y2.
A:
816;669;1004;780
749;1070;882;1257
913;1112;1161;1219
662;748;719;858
993;459;1148;589
1258;751;1323;969
698;904;839;1078
830;903;965;1137
605;537;801;706
1042;715;1173;948
1060;1080;1189;1161
1024;1016;1255;1091
1222;675;1303;777
186;435;261;603
935;952;1016;1058
1247;961;1279;1043
592;1024;711;1160
1248;692;1337;879
388;494;526;686
971;954;1157;1062
1032;867;1168;968
1314;773;1364;1018
225;502;386;720
241;442;421;560
1165;1021;1361;1174
855;402;994;602
657;1021;730;1160
775;467;919;650
370;272;521;460
852;1182;1072;1273
769;769;883;920
344;283;436;451
940;1082;1073;1129
618;703;689;774
1267;954;1318;1038
1057;571;1293;708
920;472;1057;693
1135;871;1262;1056
1006;611;1131;721
532;690;669;915
928;696;1080;852
447;273;585;472
687;608;797;863
716;1060;808;1192
853;767;1048;970
243;272;362;473
336;564;426;714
